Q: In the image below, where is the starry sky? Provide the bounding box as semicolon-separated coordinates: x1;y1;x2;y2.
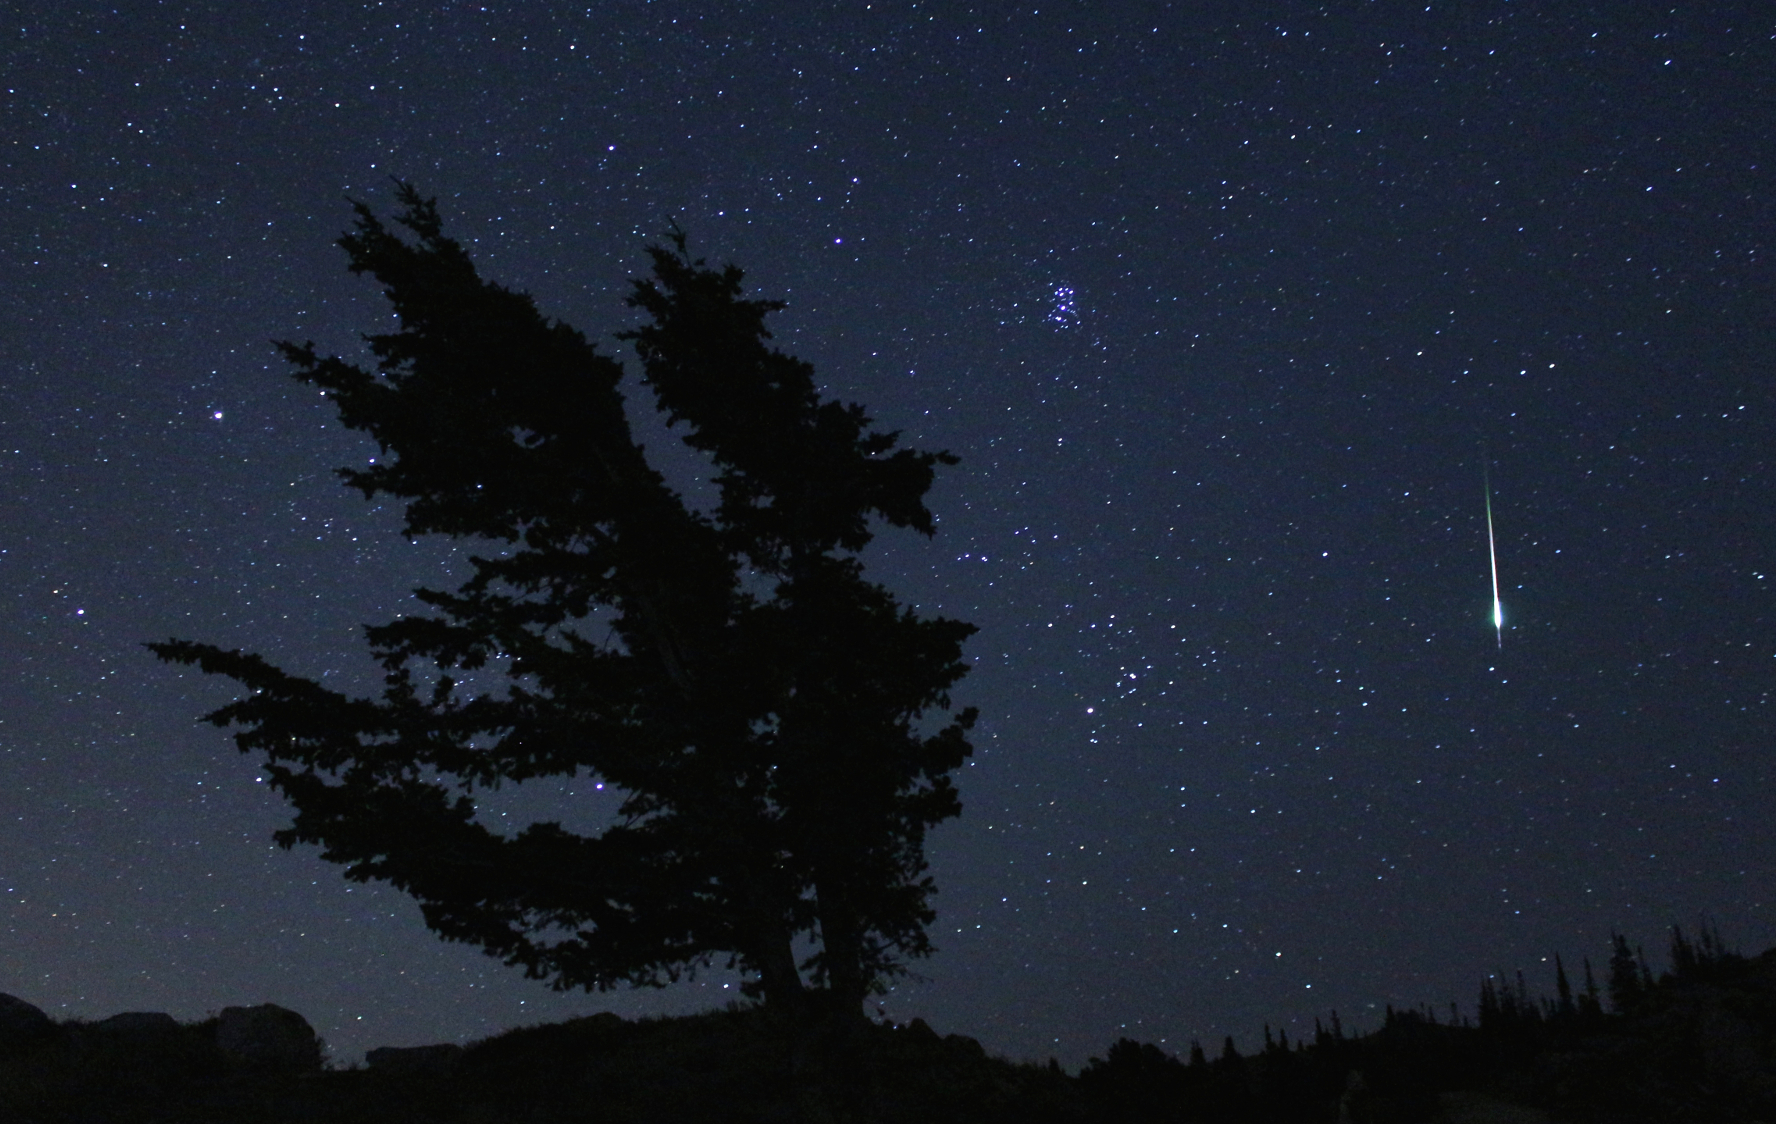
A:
4;0;1772;1067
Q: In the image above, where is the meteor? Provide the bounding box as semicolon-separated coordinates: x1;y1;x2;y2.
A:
1483;457;1503;647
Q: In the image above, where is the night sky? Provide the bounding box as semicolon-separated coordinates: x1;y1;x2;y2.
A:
5;1;1772;1067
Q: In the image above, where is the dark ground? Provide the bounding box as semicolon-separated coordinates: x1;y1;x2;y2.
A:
3;940;1773;1123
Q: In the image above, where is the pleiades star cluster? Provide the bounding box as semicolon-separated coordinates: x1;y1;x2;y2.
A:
3;1;1771;1066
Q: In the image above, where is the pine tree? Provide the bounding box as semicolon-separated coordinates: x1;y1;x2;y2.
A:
1670;919;1741;984
1555;954;1575;1018
1608;933;1644;1014
1478;978;1500;1027
150;185;976;1017
1580;956;1602;1018
617;227;977;1006
1670;925;1697;979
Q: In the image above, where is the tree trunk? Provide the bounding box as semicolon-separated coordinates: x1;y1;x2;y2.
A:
814;879;868;1019
734;858;805;1010
751;924;805;1010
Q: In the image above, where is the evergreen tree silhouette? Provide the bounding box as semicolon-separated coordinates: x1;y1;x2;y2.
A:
1668;918;1741;986
150;184;976;1017
1580;957;1603;1019
1555;954;1576;1018
1609;933;1644;1013
1479;977;1500;1028
1671;925;1698;980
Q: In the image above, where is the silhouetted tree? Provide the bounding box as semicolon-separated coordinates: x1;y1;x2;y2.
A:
1554;954;1576;1018
1668;919;1742;986
1479;978;1500;1027
1609;933;1646;1013
1580;957;1603;1020
1671;925;1699;979
150;184;976;1017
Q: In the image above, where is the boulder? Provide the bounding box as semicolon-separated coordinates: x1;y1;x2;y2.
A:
94;1011;181;1038
366;1042;463;1075
0;993;54;1048
215;1003;322;1070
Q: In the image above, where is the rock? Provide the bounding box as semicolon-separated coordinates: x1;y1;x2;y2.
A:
215;1003;322;1069
94;1011;181;1038
0;993;54;1048
366;1042;463;1075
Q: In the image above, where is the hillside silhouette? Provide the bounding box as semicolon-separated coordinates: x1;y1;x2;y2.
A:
1;927;1772;1122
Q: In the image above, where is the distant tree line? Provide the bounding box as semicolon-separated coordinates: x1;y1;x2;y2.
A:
0;924;1770;1122
1078;922;1773;1124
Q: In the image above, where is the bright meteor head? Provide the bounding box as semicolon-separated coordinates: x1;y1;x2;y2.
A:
1493;600;1503;630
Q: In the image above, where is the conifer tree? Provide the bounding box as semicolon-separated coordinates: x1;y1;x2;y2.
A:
1608;933;1644;1013
1580;957;1603;1019
150;184;976;1016
1670;925;1698;980
1555;954;1575;1018
1478;978;1500;1027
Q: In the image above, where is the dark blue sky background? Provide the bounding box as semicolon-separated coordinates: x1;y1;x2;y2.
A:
3;1;1771;1065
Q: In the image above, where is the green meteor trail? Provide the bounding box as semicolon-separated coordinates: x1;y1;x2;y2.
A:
1484;458;1503;648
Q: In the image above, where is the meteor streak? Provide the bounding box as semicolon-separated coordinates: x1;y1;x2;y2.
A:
1483;457;1503;647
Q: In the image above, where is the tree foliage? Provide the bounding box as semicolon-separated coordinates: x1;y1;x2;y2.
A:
150;183;977;1014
